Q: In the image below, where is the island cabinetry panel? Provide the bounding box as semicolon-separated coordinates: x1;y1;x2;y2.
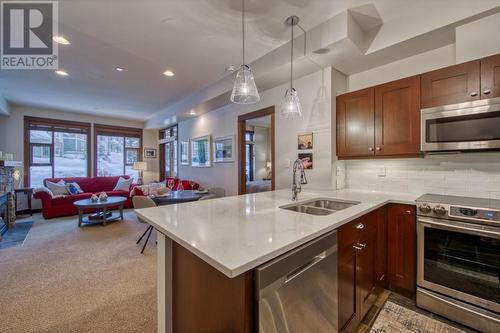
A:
481;53;500;99
336;88;375;158
337;208;384;332
387;204;416;297
374;76;421;155
171;242;254;333
421;60;481;108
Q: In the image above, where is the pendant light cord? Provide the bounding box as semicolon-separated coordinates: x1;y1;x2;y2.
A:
242;0;245;66
290;21;294;90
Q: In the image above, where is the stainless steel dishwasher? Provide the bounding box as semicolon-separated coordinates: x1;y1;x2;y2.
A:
256;230;338;333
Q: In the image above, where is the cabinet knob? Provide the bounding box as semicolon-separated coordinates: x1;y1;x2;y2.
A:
405;210;412;215
368;147;374;151
375;146;381;151
470;92;478;97
355;223;364;229
353;245;363;250
357;243;366;248
483;89;491;95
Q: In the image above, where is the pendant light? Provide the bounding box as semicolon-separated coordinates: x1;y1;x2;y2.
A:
281;15;302;119
231;0;260;104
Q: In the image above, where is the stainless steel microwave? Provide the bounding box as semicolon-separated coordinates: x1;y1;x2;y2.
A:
421;97;500;152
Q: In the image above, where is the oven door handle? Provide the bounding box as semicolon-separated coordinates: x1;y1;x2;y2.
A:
418;217;500;237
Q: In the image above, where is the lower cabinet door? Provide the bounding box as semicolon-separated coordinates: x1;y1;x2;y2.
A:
338;245;359;333
358;228;377;318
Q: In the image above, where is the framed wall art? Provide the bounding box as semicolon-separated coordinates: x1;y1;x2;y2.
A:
213;135;235;163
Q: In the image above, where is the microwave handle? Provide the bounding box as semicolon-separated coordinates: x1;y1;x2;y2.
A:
418;217;500;237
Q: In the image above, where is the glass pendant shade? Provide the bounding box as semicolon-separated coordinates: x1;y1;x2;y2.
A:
280;87;302;118
230;65;260;104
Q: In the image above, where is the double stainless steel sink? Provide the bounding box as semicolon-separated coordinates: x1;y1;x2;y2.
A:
280;198;360;216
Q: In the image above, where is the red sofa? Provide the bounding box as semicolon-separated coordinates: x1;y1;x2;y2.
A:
34;176;135;219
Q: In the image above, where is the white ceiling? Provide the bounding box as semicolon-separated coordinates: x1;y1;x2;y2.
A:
1;0;499;122
0;0;374;120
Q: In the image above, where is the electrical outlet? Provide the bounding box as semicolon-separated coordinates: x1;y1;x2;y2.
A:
378;167;386;177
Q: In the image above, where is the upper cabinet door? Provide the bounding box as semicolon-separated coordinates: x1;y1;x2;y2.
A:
375;76;421;156
481;54;500;99
336;88;375;158
421;60;480;108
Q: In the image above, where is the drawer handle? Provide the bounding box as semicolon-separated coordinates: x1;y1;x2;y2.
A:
353;245;363;250
355;223;364;229
405;210;412;215
470;91;478;97
357;243;366;248
483;89;491;95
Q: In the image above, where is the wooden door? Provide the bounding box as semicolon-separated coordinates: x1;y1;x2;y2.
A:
374;206;387;289
337;88;375;158
358;222;377;318
481;54;500;99
387;204;416;297
375;76;421;155
421;60;480;108
338;245;359;333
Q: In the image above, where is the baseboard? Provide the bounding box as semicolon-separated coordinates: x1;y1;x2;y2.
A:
16;209;41;216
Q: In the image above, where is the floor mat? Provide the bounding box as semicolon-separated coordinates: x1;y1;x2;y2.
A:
370;301;466;333
0;221;33;249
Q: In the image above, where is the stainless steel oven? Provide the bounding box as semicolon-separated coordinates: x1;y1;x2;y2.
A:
416;194;500;333
421;97;500;152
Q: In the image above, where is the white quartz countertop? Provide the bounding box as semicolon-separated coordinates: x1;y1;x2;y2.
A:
135;189;419;278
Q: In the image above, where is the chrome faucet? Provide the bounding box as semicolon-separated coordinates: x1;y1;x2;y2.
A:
291;158;308;201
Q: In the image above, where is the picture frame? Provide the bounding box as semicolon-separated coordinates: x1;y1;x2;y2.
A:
213;135;235;163
298;133;313;150
298;152;313;170
144;148;157;158
180;141;189;165
191;135;211;167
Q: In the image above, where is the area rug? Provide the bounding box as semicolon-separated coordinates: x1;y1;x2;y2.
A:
0;221;33;249
370;301;466;333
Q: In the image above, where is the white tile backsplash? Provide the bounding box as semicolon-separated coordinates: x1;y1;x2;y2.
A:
344;152;500;199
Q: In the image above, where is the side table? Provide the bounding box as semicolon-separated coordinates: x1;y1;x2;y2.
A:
15;187;34;216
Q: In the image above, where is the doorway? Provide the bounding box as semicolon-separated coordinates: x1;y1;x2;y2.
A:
238;107;275;195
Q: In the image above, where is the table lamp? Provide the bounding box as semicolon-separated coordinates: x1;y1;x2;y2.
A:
133;161;147;185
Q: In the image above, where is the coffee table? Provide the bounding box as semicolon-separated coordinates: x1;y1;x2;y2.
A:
74;196;126;227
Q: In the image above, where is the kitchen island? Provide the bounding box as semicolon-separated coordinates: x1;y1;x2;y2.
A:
135;189;418;333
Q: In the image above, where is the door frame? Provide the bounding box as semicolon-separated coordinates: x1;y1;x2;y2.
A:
237;106;275;195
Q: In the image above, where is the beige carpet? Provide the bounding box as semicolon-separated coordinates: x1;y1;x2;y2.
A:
0;211;156;333
370;301;466;333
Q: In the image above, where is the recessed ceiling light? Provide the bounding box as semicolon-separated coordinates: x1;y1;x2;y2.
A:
189;109;196;116
53;36;70;45
115;67;124;72
55;70;69;76
163;70;175;77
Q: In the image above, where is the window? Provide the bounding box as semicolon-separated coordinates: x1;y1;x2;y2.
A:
159;125;178;180
94;124;142;181
245;131;255;182
25;117;90;188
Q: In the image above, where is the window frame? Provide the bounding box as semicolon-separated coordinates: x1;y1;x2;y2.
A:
159;125;178;180
93;124;143;178
24;116;91;187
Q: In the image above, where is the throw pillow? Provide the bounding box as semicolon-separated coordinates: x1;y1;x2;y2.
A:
113;177;131;192
66;182;83;194
46;180;69;196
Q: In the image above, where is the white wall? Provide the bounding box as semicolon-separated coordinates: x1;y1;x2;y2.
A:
0;104;147;209
174;68;332;196
456;12;500;63
142;129;160;184
348;44;456;92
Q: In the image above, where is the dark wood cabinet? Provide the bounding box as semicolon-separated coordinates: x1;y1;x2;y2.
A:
337;88;375;158
374;76;421;155
387;204;416;297
374;206;387;289
421;60;480;108
338;209;385;332
481;54;500;99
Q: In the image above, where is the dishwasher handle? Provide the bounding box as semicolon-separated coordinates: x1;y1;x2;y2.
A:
285;251;326;284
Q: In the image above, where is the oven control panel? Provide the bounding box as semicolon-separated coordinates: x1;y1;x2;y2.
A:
450;206;500;224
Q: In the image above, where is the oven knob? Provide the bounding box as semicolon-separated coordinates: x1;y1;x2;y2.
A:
418;204;432;214
433;205;447;215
